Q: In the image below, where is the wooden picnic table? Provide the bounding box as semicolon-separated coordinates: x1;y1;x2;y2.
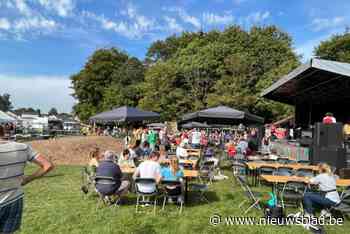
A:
246;162;319;171
260;174;350;192
245;162;319;187
159;159;198;168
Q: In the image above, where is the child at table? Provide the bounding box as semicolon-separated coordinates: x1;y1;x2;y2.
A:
161;156;184;202
118;149;136;168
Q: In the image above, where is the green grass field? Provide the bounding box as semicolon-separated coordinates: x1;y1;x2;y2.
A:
19;165;349;234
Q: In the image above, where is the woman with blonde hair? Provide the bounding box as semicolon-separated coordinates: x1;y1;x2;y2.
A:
161;156;184;201
303;163;340;216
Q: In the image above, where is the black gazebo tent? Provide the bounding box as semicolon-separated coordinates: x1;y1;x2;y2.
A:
90;106;160;124
261;58;350;127
182;106;264;125
181;121;211;129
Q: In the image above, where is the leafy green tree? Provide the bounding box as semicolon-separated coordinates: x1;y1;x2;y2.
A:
48;108;58;116
140;25;299;122
314;30;350;62
71;48;144;122
0;93;13;112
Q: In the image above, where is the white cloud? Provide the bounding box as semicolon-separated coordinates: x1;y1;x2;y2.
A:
37;0;75;17
202;12;234;25
0;18;11;30
120;3;155;31
164;7;201;29
245;11;270;24
178;8;201;29
14;16;57;32
14;0;32;16
311;17;345;32
83;5;157;40
0;75;75;113
163;16;183;33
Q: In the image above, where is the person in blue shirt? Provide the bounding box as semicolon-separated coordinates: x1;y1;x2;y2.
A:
161;156;184;201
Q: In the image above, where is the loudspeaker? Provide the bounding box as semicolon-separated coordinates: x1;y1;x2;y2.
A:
312;147;346;171
313;123;343;148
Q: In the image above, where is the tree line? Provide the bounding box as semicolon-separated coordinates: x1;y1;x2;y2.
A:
70;25;350;123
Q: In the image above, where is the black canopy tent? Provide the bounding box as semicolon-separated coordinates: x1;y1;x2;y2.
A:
181;121;211;129
181;106;264;125
261;58;350;128
90;106;160;124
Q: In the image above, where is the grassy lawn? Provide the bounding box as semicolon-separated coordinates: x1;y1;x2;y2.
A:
19;165;349;234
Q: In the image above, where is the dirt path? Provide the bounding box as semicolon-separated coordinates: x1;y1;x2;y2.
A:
29;136;123;165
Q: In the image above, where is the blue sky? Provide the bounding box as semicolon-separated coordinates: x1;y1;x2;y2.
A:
0;0;349;113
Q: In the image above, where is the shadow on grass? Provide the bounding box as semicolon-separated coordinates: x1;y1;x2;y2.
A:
44;173;65;178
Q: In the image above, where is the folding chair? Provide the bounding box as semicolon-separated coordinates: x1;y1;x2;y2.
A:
277;158;290;164
280;181;306;209
258;166;276;185
236;175;262;214
161;180;184;214
295;168;314;177
134;178;158;214
190;182;209;203
329;187;350;219
232;161;246;176
262;159;276;164
297;160;310;165
275;167;294;176
94;176;120;210
199;161;215;184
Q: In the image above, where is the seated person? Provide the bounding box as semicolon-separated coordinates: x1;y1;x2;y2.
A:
226;142;236;159
176;142;188;159
95;151;130;198
159;145;168;161
203;144;219;167
141;141;152;158
132;151;161;193
118;149;135;168
161;156;184;202
133;140;145;158
88;147;100;175
303;163;340;216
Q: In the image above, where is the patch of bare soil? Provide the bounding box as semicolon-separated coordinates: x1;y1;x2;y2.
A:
29;136;122;165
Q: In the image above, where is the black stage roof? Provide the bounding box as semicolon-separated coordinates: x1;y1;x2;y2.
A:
261;59;350;105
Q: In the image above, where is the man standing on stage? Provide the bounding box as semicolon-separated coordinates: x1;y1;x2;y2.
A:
322;112;336;124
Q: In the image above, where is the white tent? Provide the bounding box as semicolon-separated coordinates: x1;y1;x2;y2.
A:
0;110;16;124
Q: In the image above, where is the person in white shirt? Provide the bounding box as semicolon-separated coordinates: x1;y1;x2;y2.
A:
176;142;188;159
132;151;161;193
191;128;201;149
303;163;340;216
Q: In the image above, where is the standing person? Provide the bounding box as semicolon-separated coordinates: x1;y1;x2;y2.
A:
0;125;53;234
141;128;148;145
303;163;340;217
322;112;336;124
147;129;157;151
191;128;201;149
